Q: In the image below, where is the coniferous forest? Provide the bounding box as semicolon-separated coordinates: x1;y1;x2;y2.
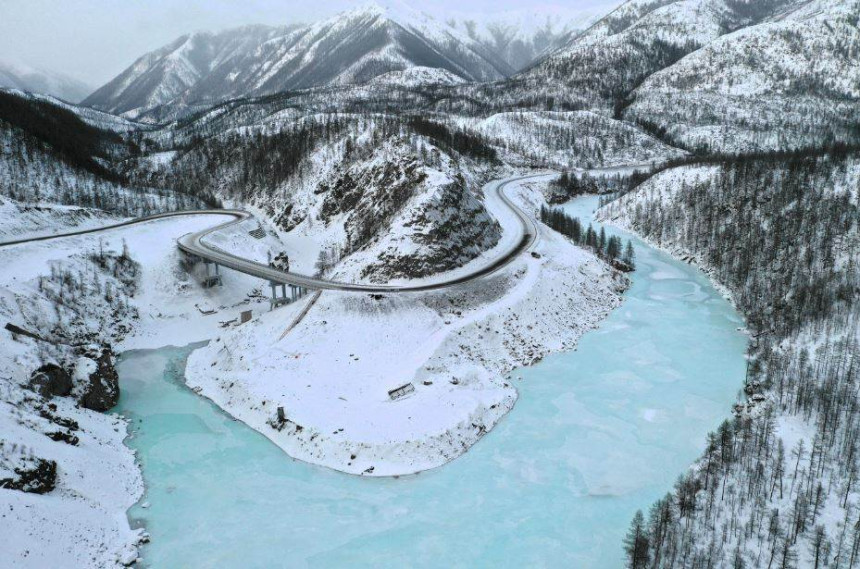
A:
540;205;635;271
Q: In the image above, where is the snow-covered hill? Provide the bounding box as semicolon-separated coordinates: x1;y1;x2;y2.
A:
83;5;512;118
0;60;92;103
0;89;209;216
515;0;803;112
502;0;860;152
459;110;685;169
129;112;505;281
623;0;860;152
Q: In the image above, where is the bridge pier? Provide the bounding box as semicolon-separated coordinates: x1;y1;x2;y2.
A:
268;283;312;310
202;260;223;288
270;282;290;309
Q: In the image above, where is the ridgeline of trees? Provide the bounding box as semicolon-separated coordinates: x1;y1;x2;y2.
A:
0;91;127;180
406;116;498;163
548;170;653;204
540;205;635;271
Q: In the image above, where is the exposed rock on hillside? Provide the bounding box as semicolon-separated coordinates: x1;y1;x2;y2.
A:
75;347;120;412
360;175;501;281
28;364;72;399
0;457;57;494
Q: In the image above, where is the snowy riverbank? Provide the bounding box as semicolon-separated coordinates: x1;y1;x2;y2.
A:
183;177;628;475
0;175;626;566
0;213;281;567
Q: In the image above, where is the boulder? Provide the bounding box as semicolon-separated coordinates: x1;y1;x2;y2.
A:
76;347;120;412
28;363;73;398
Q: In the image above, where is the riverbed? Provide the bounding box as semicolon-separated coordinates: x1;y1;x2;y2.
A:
116;195;747;568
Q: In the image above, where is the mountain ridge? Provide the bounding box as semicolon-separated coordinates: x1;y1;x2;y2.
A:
83;5;517;118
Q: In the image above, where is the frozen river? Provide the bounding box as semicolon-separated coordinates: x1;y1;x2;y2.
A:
116;195;747;568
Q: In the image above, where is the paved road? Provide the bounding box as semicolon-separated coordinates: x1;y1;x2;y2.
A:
0;174;542;293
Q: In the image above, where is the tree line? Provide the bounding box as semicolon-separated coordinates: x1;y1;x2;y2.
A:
540;205;635;270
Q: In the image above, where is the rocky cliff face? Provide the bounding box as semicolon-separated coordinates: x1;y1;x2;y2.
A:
75;347;120;412
359;174;501;281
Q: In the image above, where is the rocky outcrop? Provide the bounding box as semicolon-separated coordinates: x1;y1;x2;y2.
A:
0;457;57;494
28;363;73;398
361;176;502;281
75;347;120;412
319;156;428;252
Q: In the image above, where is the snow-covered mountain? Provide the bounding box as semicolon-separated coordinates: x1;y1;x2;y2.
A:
623;0;860;151
0;60;92;103
504;0;859;152
517;0;804;111
443;7;600;71
83;5;513;118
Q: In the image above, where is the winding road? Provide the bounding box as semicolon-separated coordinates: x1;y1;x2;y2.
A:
0;174;543;293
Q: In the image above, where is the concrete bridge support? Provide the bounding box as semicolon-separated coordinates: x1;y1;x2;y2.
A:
270;282;310;309
270;282;290;309
202;260;223;288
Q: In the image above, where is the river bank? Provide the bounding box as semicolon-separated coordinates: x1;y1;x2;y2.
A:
181;176;627;476
119;192;747;567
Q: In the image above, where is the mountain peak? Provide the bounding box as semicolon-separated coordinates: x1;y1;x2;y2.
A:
83;3;509;117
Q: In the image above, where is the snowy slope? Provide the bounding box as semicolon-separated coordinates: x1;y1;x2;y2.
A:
0;196;119;241
459;110;686;169
624;0;860;151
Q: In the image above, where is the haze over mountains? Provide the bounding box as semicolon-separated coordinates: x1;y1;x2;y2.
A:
0;59;92;103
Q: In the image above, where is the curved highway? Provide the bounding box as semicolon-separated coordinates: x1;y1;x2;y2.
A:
0;174;543;293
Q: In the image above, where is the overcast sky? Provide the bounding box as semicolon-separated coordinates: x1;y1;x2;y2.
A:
0;0;619;87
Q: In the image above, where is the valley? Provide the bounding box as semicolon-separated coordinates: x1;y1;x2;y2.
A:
1;0;858;567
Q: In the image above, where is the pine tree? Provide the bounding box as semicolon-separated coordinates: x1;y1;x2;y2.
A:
809;525;827;569
607;235;621;260
623;240;636;269
624;510;650;569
